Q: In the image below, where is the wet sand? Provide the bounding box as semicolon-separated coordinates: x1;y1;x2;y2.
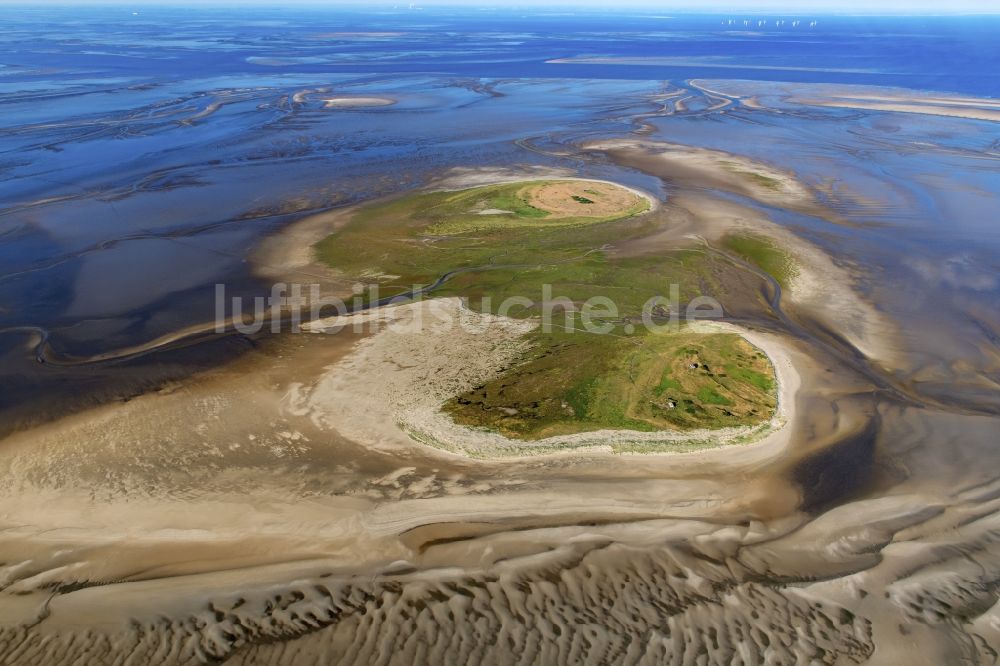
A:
0;287;877;664
3;108;1000;664
0;167;938;666
581;139;902;367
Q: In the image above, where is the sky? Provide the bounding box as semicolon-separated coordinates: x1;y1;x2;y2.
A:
0;0;996;12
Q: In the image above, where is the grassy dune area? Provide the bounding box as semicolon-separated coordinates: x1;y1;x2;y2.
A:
444;323;777;439
314;179;783;437
314;180;707;304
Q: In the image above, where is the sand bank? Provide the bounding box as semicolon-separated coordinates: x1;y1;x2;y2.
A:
252;170;658;287
582;138;816;212
696;78;1000;123
799;97;1000;122
679;192;901;366
582;139;902;366
323;96;396;108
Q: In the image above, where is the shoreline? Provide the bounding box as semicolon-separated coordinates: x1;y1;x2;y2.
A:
247;169;829;461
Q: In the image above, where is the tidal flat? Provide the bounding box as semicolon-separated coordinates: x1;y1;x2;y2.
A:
2;8;1000;665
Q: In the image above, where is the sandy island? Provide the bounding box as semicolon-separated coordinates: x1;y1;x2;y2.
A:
292;297;799;459
0;163;984;664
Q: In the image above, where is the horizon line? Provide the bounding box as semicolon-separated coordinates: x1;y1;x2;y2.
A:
1;2;1000;15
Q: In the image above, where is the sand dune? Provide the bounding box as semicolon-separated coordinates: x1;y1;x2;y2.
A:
582;138;817;211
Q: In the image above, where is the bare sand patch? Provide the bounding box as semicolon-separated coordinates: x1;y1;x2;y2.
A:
430;167;660;212
250;205;356;287
522;180;645;218
323;96;395;108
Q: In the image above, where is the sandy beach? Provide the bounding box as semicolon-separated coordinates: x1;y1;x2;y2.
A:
582;138;818;211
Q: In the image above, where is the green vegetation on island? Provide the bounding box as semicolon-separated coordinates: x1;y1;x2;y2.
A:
314;179;708;306
314;179;785;440
443;323;776;440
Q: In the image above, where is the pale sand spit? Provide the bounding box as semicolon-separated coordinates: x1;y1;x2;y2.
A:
323;96;396;108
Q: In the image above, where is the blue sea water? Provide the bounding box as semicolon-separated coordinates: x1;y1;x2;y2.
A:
2;8;998;93
0;6;998;385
